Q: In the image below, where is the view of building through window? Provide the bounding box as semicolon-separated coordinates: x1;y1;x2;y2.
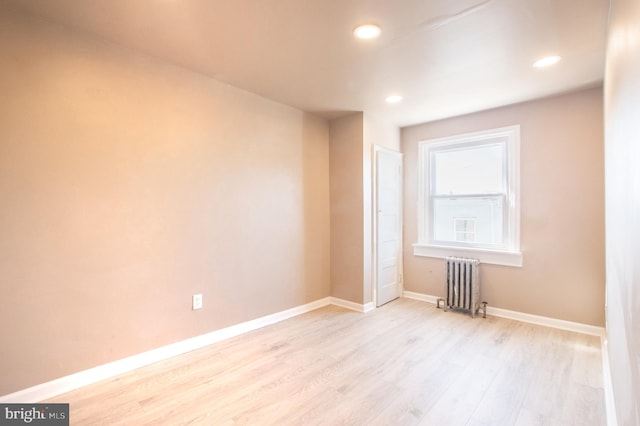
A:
454;218;476;242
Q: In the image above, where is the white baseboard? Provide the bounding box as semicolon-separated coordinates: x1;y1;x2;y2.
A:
403;291;440;305
601;333;619;426
403;291;605;337
485;305;604;337
330;297;374;313
0;297;332;404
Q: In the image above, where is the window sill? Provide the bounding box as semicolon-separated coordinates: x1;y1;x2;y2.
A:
412;243;523;267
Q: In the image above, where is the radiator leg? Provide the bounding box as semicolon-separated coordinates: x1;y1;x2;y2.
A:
482;301;488;319
437;298;443;309
441;298;448;312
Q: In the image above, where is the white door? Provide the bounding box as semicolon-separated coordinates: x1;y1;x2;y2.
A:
375;146;403;307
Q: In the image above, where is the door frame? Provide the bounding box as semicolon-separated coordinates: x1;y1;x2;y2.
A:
372;145;404;308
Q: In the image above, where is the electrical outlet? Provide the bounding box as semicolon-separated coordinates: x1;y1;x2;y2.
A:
192;294;203;310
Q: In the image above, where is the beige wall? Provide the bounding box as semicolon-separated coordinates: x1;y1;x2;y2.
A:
604;0;640;423
329;113;400;305
0;8;330;395
329;113;364;303
402;88;605;326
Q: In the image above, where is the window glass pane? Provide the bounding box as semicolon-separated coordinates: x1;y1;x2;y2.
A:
432;142;505;195
433;196;504;245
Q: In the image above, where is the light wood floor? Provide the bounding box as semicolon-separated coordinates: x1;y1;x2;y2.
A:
48;298;605;425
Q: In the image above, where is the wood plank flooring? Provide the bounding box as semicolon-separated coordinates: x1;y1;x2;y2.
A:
48;298;605;425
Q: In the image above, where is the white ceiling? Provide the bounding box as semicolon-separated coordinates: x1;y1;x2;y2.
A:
5;0;609;127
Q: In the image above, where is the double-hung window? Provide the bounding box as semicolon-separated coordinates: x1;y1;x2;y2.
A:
414;125;522;266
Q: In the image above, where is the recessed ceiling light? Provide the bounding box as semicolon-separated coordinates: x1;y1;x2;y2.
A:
353;24;382;40
533;55;561;68
385;95;402;104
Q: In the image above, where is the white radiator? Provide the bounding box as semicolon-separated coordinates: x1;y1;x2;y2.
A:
437;256;486;318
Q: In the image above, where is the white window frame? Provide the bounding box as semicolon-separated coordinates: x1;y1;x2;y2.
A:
413;125;522;267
